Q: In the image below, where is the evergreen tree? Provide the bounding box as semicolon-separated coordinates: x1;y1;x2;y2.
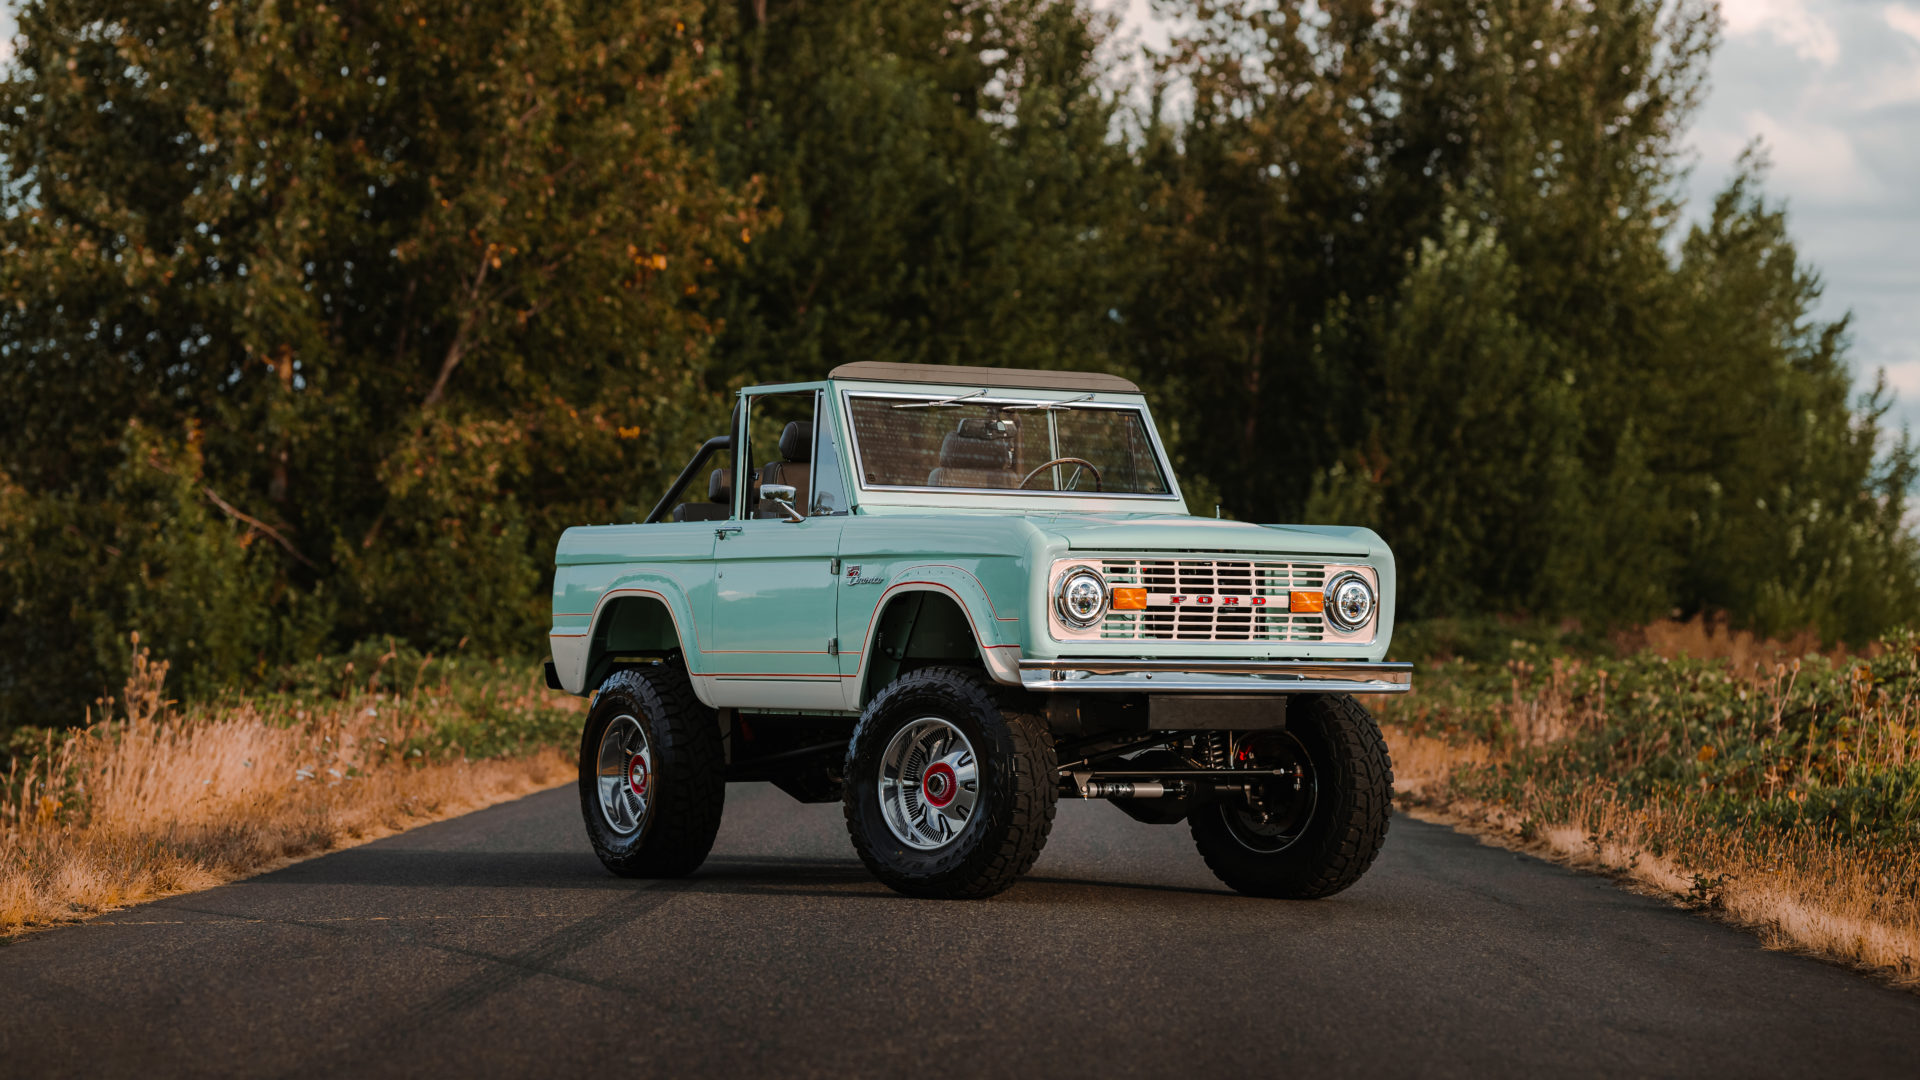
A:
1663;153;1919;640
1135;0;1914;630
697;0;1138;387
1303;215;1587;616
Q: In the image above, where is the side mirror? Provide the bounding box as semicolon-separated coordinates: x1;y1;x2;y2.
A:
759;483;803;523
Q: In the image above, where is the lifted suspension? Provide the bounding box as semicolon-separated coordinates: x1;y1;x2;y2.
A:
1057;731;1304;806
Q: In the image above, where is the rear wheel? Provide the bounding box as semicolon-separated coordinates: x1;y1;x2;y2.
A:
579;664;724;878
1190;694;1393;899
843;667;1056;899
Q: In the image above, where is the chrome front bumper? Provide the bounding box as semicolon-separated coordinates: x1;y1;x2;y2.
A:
1017;658;1413;695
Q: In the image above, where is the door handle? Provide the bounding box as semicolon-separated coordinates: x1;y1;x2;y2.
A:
715;526;744;540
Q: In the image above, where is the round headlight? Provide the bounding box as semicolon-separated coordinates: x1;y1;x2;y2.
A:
1055;566;1109;628
1326;572;1376;631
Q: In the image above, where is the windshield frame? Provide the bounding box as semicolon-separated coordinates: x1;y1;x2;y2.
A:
836;387;1185;507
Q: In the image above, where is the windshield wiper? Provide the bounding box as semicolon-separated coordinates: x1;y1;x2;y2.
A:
1002;394;1095;412
892;389;989;410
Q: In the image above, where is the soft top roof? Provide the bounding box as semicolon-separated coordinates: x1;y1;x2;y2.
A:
828;362;1139;394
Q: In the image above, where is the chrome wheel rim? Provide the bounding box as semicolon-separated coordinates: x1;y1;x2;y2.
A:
878;717;979;850
1223;731;1317;854
595;714;653;837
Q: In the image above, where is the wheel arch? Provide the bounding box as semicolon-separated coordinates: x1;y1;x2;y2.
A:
855;577;1021;708
559;589;697;696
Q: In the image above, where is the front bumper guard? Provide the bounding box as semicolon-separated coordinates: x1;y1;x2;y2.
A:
1017;658;1413;695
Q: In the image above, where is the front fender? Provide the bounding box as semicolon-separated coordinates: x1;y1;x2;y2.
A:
851;563;1025;693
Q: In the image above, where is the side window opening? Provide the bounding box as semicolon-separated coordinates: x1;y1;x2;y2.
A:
741;390;821;519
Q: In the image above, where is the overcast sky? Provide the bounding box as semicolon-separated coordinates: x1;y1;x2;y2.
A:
2;3;1911;429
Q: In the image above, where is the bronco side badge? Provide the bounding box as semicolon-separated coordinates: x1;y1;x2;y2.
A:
844;565;883;585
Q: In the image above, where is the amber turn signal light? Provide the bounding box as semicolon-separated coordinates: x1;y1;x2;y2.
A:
1111;587;1148;610
1290;591;1325;613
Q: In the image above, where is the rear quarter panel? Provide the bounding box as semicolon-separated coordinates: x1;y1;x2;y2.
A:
549;521;717;694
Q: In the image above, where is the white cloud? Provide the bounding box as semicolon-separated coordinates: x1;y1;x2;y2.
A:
1741;110;1883;201
1886;4;1920;44
1694;110;1883;203
1869;6;1920;103
1883;361;1920;399
1856;64;1920;107
1720;0;1842;65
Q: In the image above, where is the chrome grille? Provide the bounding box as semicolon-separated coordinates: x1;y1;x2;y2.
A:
1096;558;1328;642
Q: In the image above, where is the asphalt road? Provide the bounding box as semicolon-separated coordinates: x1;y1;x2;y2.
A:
5;783;1918;1078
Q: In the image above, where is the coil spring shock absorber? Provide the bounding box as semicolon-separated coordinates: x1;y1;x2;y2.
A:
1199;732;1230;771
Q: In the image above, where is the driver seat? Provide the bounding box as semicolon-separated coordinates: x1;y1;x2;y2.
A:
756;421;812;517
927;417;1017;488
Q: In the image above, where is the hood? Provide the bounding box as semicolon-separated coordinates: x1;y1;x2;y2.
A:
1032;514;1380;559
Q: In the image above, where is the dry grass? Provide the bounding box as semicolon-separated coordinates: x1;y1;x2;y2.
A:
1615;614;1878;667
1;640;581;936
1379;621;1920;988
1392;779;1920;986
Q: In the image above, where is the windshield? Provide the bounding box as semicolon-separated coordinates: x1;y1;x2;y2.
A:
844;393;1172;496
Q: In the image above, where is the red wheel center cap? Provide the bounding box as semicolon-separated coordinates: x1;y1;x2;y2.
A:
922;762;957;808
627;754;649;797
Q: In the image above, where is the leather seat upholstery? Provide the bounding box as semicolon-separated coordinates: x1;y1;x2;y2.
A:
668;467;733;522
757;421;812;518
670;502;727;522
927;417;1016;488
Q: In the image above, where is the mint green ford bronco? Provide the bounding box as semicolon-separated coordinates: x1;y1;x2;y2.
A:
548;363;1408;899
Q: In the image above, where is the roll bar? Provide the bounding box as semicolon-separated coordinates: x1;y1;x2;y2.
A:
643;435;733;524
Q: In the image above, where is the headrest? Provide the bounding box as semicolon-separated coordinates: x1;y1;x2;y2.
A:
940;428;1013;472
779;421;813;463
708;468;732;503
953;416;1010;440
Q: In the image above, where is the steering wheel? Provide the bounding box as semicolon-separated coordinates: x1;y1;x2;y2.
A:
1018;456;1103;492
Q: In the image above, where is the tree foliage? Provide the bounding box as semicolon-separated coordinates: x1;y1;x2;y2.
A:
1133;0;1916;637
1;0;753;719
0;0;1912;725
697;0;1136;387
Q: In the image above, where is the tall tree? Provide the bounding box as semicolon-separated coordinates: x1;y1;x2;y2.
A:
697;0;1139;388
1661;154;1919;640
1132;0;1913;631
0;0;754;720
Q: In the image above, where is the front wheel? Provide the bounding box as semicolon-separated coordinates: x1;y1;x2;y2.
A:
1190;694;1393;899
843;667;1056;899
578;664;725;878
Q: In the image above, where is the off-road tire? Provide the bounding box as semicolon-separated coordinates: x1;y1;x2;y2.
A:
578;664;725;878
1190;693;1393;899
843;667;1057;899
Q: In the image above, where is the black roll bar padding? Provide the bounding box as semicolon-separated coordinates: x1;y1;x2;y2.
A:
644;435;733;524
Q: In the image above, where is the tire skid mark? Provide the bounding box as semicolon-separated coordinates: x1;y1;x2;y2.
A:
412;879;694;1019
279;880;694;1080
424;942;643;999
